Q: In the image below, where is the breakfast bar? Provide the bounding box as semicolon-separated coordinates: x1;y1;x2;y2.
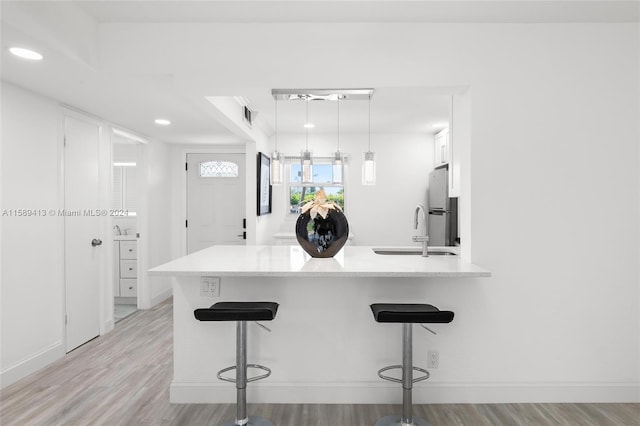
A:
149;245;490;404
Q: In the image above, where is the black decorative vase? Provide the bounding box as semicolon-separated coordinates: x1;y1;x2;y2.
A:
295;209;349;258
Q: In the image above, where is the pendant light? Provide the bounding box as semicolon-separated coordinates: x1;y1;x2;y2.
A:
332;99;344;184
301;97;313;184
270;98;283;185
362;96;376;185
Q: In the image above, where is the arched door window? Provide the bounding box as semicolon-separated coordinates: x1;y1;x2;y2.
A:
199;161;239;178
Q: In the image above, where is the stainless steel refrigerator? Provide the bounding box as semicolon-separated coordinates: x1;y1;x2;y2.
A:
427;166;458;246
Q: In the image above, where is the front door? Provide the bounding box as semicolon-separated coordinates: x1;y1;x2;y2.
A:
64;114;102;352
186;153;246;254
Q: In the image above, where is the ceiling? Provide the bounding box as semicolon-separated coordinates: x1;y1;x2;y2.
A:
75;1;640;24
1;1;637;144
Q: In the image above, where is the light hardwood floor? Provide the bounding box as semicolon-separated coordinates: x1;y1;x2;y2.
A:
1;298;638;425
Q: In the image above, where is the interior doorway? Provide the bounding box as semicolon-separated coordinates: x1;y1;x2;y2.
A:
186;152;246;254
111;132;143;322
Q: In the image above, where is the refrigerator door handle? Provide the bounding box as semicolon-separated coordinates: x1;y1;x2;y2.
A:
429;210;446;216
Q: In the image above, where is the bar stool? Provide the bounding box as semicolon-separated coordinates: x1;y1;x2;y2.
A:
194;301;279;426
370;303;454;426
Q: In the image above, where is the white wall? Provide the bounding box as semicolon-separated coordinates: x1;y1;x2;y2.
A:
101;22;639;401
254;134;280;245
1;82;65;386
139;138;173;308
260;132;435;246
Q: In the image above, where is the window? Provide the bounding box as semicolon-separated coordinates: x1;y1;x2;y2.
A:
199;161;239;178
288;160;345;214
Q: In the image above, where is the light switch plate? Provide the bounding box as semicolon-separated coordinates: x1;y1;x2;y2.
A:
200;276;221;297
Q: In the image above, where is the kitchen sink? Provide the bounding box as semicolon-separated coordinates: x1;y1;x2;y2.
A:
372;248;457;256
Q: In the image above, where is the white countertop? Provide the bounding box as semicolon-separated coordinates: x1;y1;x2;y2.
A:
273;231;355;240
148;245;490;278
114;235;137;241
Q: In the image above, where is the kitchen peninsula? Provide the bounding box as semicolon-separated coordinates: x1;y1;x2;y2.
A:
149;245;490;404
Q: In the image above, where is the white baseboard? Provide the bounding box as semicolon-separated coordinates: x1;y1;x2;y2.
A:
151;288;172;307
0;341;65;389
170;381;640;404
103;319;115;335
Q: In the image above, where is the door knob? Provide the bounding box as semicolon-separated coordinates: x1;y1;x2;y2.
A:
91;238;103;247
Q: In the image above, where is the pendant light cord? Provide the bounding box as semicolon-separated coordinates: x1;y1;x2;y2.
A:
274;98;278;151
305;97;309;150
368;97;371;152
337;99;340;152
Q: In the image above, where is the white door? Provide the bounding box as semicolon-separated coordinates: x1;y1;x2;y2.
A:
64;114;101;352
186;153;246;254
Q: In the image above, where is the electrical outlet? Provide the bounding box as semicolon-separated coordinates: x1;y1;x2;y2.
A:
200;276;221;297
427;350;439;369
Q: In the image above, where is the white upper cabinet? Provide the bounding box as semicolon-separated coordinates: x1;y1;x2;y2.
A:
434;128;450;166
433;127;460;197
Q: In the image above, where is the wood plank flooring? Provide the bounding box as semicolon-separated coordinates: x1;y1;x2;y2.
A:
1;298;638;425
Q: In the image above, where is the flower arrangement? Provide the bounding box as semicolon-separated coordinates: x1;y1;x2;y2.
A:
300;189;343;219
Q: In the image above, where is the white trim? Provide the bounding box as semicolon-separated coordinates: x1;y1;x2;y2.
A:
61;105;103;126
104;125;116;330
136;140;149;310
98;119;110;337
112;127;149;145
57;107;67;358
0;342;65;389
170;380;640;404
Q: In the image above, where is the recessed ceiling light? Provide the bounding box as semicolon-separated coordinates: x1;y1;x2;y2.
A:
154;119;171;126
431;122;448;129
303;123;315;129
9;47;43;61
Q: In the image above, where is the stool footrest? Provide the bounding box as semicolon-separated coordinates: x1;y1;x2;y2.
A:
377;365;430;384
217;364;272;383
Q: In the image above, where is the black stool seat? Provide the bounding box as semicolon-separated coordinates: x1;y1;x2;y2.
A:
194;301;279;322
371;303;454;324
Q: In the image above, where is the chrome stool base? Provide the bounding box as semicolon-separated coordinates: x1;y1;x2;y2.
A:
221;416;275;426
374;414;432;426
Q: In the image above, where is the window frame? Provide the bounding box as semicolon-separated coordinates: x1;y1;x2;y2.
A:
198;160;240;178
286;156;347;215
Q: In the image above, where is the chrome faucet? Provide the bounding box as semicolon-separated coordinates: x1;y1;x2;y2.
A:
114;225;121;236
412;204;429;257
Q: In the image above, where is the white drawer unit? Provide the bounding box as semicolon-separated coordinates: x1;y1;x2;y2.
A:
120;241;137;259
119;279;137;297
120;260;137;278
114;239;137;298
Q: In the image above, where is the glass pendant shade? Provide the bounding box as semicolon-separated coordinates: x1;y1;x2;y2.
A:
332;151;343;184
362;97;376;185
362;151;376;185
270;150;283;185
301;150;313;184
